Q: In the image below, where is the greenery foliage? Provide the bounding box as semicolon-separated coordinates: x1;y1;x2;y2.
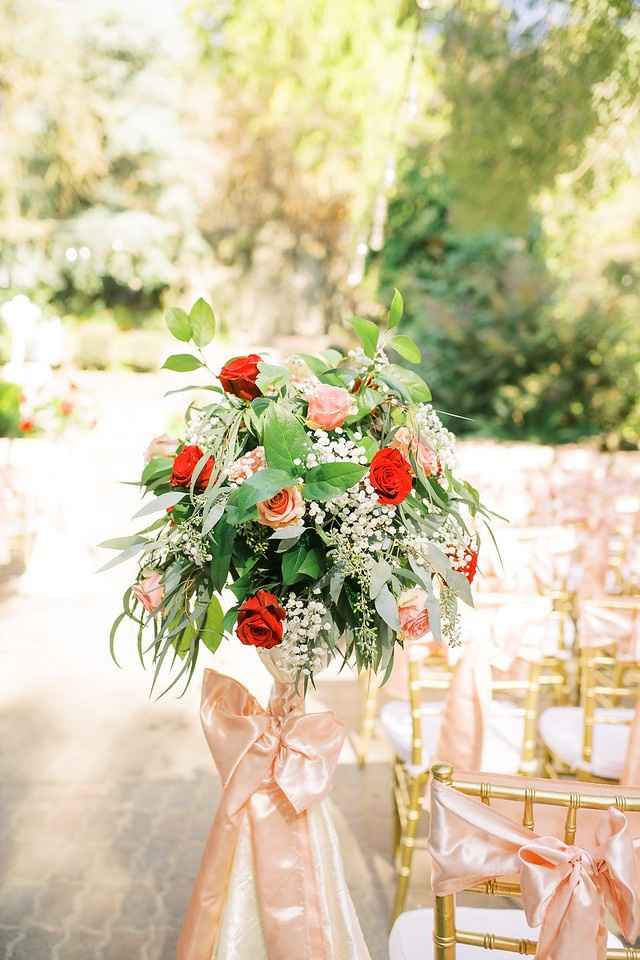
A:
374;160;640;445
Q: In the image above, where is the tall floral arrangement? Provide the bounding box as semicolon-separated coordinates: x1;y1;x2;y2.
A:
104;293;493;694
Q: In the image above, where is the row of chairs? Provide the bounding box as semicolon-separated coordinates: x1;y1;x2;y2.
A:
365;633;640;920
390;762;640;959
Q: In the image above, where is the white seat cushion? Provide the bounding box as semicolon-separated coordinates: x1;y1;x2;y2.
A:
380;699;442;767
389;906;623;960
539;706;633;780
380;699;524;775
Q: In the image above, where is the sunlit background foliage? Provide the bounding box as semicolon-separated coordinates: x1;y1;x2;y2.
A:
0;0;638;444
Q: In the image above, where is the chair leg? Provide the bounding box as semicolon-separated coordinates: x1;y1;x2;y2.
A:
392;775;423;922
357;672;378;769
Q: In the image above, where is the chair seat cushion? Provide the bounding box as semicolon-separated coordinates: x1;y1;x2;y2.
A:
389;906;623;960
539;705;633;780
379;699;524;775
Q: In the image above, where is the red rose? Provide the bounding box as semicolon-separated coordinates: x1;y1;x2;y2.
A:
236;590;286;649
457;548;478;584
170;445;214;491
369;447;413;505
219;354;262;401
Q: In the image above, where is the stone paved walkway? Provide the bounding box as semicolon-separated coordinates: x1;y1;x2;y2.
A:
0;370;414;960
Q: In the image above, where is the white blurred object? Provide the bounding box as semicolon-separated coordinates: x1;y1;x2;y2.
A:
1;294;42;372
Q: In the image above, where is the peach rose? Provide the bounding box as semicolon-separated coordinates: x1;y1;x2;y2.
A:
228;446;266;483
257;485;305;529
145;434;179;463
389;427;440;478
132;571;164;614
397;587;431;640
306;385;354;431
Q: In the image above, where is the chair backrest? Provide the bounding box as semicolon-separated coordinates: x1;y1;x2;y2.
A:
429;762;640;959
580;646;640;770
407;644;566;774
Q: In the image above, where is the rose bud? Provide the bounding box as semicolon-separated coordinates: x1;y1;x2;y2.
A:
145;434;179;463
132;571;164;615
369;447;413;506
398;587;431;641
219;354;262;401
170;445;214;491
236;590;286;649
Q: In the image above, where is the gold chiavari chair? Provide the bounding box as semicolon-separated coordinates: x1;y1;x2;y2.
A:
387;646;566;921
540;629;640;782
389;762;640;960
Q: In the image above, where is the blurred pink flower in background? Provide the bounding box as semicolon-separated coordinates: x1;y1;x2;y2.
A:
144;434;179;463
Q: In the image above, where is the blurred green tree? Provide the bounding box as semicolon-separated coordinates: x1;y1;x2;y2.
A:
0;0;215;320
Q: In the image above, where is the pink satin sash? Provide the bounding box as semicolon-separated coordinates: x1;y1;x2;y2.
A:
434;642;490;771
177;669;346;960
429;780;640;960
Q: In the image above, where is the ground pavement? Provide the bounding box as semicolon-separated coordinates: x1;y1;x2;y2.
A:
0;370;422;960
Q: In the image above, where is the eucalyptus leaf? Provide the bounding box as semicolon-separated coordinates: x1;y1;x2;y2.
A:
132;491;186;519
97;541;147;573
165;307;192;342
375;584;400;631
270;524;306;540
190;298;216;346
99;534;147;551
202;501;225;537
370;559;392;599
210;518;235;590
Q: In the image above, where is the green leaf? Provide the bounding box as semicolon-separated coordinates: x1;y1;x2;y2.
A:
299;354;329;376
303;462;367;501
388;288;404;329
163;353;203;372
345;388;381;424
348;316;379;359
263;404;311;476
390;335;422;364
379;364;431;403
225;468;293;525
357;436;379;462
223;607;238;633
165;307;192;342
210;518;235;590
201;596;225;654
141;457;173;487
190;298;216;347
282;544;323;585
256;362;291;393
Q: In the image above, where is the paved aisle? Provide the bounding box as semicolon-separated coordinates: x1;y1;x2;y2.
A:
0;371;396;960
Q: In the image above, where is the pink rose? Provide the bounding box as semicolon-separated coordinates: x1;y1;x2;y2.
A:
145;434;179;463
397;587;431;640
132;571;164;614
306;385;354;431
228;446;266;483
257;485;305;529
389;427;440;478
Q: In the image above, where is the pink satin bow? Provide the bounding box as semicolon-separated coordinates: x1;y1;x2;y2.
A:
177;669;346;960
430;780;640;960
